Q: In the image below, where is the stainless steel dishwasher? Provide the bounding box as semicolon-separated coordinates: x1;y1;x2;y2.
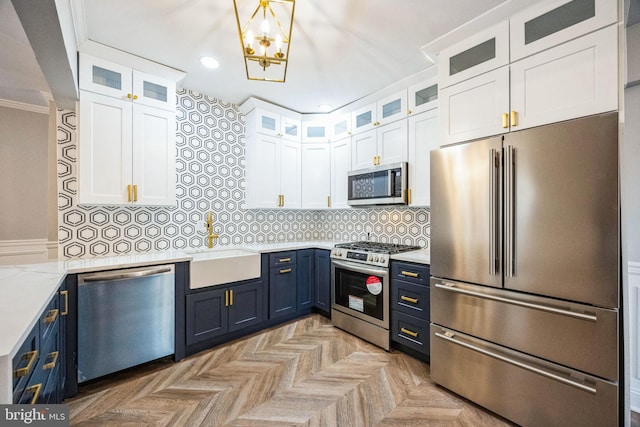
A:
77;264;175;383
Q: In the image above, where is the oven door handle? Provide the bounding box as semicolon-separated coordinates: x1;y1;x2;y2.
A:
332;259;389;277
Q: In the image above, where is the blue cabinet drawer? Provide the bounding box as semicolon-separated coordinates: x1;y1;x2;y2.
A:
269;251;297;268
40;291;60;343
391;311;430;356
392;281;430;319
391;262;430;286
12;325;40;402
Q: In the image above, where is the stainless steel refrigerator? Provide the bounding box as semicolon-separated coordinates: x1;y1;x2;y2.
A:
429;112;620;426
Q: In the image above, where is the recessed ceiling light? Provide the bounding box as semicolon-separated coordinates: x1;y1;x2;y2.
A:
318;104;332;112
200;56;220;69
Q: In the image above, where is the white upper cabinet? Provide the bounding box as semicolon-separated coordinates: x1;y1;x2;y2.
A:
351;89;409;134
408;109;440;207
245;133;301;209
330;137;351;209
79;53;175;112
301;143;331;209
439;0;618;145
438;21;510;89
78;54;177;206
351;102;377;134
329;113;351;140
510;0;617;61
408;79;438;116
376;90;408;126
351;121;408;170
440;67;510;145
246;108;301;141
510;25;617;131
302;119;329;142
280;115;302;141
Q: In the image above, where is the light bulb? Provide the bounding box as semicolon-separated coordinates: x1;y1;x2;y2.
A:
276;34;283;49
245;30;254;47
261;18;270;35
260;44;266;55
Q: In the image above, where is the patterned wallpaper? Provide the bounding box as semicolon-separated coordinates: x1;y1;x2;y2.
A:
56;89;430;258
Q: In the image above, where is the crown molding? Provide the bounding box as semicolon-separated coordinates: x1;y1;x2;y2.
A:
70;0;88;46
0;98;49;114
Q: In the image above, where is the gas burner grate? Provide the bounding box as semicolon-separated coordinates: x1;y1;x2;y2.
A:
334;241;421;254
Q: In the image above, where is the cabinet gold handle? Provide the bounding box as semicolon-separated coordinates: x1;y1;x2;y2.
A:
133;184;138;202
61;290;69;316
133;94;138;100
225;290;229;307
44;309;59;324
127;184;133;202
279;258;291;263
400;295;419;304
230;289;233;306
407;109;412;115
127;93;133;99
401;327;419;338
407;189;412;205
502;113;509;128
281;194;284;206
327;195;331;208
401;271;419;278
14;350;38;378
510;111;518;127
280;268;292;274
43;351;59;370
25;383;42;404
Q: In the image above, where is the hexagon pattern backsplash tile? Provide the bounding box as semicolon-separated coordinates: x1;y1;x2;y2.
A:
57;89;430;258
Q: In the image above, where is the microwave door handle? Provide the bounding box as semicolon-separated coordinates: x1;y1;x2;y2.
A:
387;169;393;196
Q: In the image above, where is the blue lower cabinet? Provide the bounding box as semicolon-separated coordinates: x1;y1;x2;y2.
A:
297;249;315;311
314;250;331;313
390;261;431;359
186;280;264;346
13;288;65;404
269;251;297;320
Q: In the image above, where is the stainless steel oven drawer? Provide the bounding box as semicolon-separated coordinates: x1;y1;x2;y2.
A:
431;278;618;381
430;325;618;427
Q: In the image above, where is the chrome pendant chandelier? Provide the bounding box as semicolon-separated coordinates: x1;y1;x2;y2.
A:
233;0;295;83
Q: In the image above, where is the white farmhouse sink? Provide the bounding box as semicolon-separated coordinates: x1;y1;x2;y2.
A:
186;248;261;289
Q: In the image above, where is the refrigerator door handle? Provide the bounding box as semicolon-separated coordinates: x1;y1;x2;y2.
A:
505;145;515;277
434;331;597;395
489;149;499;275
434;282;598;322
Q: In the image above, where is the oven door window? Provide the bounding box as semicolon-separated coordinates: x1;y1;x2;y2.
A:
334;267;384;321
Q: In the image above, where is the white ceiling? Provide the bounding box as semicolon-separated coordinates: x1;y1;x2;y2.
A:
2;0;537;113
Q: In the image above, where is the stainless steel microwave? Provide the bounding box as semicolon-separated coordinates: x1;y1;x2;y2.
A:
347;162;408;206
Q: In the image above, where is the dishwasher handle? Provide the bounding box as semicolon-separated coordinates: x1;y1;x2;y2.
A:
80;266;173;283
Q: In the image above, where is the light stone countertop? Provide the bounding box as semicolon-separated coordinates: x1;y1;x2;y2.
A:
0;240;427;403
390;248;431;265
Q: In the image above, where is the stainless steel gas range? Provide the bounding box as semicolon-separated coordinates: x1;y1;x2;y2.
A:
330;241;420;350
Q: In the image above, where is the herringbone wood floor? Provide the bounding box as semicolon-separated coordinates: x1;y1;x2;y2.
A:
66;314;512;426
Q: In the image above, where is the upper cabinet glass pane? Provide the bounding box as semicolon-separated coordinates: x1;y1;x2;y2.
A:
262;115;277;131
449;39;496;76
415;85;438;106
284;122;298;137
525;0;596;45
92;66;122;90
143;81;168;102
334;120;348;135
356;111;372;128
306;126;326;138
381;99;402;119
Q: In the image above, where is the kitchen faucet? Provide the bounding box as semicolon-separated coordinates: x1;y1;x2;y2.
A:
205;211;220;248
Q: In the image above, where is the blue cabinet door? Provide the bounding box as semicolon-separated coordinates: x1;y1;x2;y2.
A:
228;280;265;333
186;287;228;345
296;249;314;310
269;264;297;319
314;249;331;312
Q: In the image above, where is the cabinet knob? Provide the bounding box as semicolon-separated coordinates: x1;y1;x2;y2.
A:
127;93;133;99
407;109;412;115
